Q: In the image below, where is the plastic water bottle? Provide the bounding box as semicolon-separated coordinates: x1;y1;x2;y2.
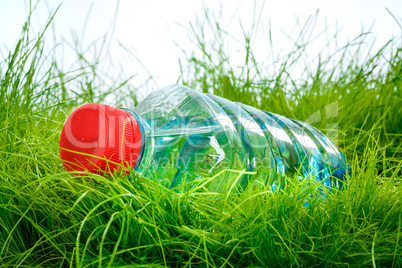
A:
60;84;350;192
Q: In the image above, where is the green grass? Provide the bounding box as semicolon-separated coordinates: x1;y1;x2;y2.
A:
0;7;401;268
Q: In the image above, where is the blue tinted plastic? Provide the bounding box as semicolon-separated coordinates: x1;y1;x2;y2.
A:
131;84;349;192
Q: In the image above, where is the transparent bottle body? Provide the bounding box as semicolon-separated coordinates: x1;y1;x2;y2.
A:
131;84;349;192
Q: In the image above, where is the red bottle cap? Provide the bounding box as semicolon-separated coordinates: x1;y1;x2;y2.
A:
59;103;142;175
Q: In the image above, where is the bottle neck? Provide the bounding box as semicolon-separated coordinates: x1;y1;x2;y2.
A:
122;108;145;171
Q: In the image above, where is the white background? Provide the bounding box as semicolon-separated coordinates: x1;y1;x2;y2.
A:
1;0;401;99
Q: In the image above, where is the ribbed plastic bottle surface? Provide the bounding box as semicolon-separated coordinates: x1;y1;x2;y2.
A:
131;84;350;192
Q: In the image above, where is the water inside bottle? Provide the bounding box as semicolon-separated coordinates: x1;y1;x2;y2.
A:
132;84;349;192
